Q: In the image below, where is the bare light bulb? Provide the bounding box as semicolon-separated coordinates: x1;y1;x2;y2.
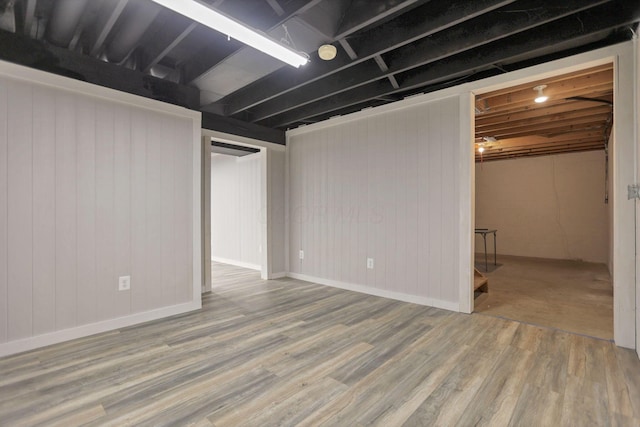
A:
478;146;485;153
534;85;548;103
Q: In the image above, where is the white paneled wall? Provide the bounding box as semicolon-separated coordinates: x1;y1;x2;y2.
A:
211;153;262;269
288;96;461;309
0;72;198;354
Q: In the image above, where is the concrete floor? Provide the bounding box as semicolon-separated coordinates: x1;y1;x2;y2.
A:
473;255;613;340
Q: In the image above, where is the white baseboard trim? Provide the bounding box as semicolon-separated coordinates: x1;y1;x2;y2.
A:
0;300;201;358
211;256;261;271
287;273;459;312
270;272;287;279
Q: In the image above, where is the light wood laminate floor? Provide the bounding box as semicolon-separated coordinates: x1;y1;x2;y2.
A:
0;262;638;426
474;255;613;340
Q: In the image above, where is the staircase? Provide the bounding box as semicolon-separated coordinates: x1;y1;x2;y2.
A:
474;268;489;293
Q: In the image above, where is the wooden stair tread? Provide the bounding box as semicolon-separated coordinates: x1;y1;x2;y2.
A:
474;268;489;293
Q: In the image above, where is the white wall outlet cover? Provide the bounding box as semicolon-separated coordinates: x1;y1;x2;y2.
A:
118;275;131;291
299;250;304;259
367;258;374;269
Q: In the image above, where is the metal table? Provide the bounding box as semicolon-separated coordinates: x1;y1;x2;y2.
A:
475;229;497;272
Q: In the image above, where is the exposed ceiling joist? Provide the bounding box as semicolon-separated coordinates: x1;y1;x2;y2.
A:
0;27;199;106
0;0;637;146
265;0;285;17
475;63;612;161
220;0;516;116
264;1;636;128
139;0;224;73
22;0;36;36
338;38;358;60
477;69;613;111
475;102;612;126
89;0;129;57
334;0;428;39
181;0;323;84
477;106;612;135
246;0;611;123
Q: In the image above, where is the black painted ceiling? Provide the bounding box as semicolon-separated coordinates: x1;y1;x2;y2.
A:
0;0;638;141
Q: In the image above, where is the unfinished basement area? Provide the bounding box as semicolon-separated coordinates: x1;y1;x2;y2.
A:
473;65;614;340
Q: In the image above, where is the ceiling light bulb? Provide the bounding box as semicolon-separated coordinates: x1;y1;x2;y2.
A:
534;85;548;103
318;44;337;60
478;146;485;153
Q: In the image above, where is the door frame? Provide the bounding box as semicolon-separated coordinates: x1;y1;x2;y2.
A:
457;41;636;348
202;129;286;291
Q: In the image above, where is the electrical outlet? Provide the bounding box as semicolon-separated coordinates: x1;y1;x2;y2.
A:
367;258;374;269
118;275;131;291
299;250;304;260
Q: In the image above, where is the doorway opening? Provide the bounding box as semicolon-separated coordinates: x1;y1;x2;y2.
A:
470;63;614;340
210;140;267;287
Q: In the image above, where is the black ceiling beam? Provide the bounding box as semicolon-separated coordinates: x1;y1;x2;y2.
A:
262;1;639;128
339;39;358;60
0;23;285;145
246;0;608;122
334;0;428;39
90;0;129;57
202;112;285;145
139;0;225;73
181;0;323;84
265;0;285;16
0;28;200;109
22;0;37;36
220;0;516;116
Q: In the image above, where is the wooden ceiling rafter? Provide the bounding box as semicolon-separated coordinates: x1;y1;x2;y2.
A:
474;64;613;162
475;101;611;126
477;106;611;134
474;63;612;100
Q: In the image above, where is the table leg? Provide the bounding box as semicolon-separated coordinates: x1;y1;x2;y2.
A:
484;234;488;271
493;231;497;266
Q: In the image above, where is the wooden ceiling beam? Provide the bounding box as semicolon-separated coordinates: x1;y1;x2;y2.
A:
475;63;612;99
479;136;604;152
476;87;613;116
477;112;611;137
476;69;612;110
477;94;614;119
476;102;610;126
477;144;604;161
490;125;607;140
476;105;611;133
475;130;604;144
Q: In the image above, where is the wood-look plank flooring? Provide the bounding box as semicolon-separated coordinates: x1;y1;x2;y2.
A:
0;262;638;426
474;255;613;340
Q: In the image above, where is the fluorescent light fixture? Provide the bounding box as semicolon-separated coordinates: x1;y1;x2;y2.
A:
150;0;308;68
534;85;548;103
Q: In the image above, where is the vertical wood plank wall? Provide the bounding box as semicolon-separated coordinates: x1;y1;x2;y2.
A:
0;75;195;349
211;153;262;269
268;149;286;276
288;97;461;309
636;37;640;358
